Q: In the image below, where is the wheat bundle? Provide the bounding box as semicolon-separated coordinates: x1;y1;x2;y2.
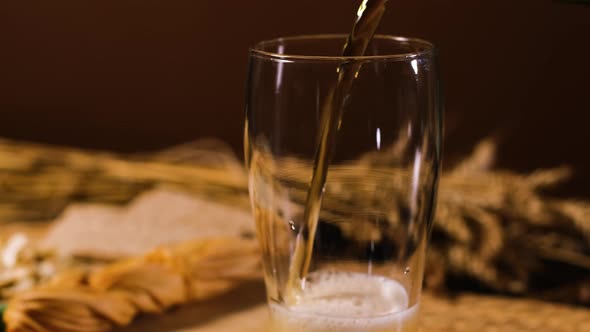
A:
0;138;589;305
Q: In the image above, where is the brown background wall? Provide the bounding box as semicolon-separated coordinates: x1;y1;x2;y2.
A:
0;1;589;195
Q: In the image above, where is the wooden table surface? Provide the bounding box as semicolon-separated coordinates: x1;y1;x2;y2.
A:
4;223;588;332
114;281;590;332
116;282;270;332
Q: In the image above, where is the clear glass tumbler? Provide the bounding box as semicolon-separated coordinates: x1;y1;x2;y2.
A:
245;35;442;332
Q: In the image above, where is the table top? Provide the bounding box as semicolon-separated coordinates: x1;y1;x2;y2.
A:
115;282;268;332
3;219;589;332
115;281;590;332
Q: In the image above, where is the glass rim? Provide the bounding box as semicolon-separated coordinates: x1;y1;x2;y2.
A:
249;34;436;62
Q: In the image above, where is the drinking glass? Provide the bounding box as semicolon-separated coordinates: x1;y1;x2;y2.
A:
245;35;442;332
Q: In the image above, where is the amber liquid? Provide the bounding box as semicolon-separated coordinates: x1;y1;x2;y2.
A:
287;0;389;301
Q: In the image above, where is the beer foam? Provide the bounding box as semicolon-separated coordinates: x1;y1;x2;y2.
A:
270;272;418;332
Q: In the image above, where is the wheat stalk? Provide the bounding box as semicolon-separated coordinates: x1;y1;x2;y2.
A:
0;138;589;305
